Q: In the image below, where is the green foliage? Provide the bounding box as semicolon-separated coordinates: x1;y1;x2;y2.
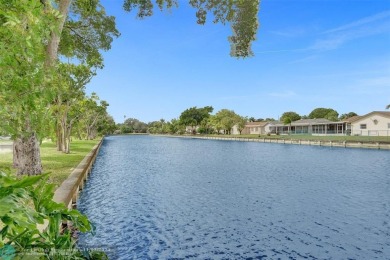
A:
309;108;339;121
59;0;120;68
280;111;301;125
212;109;241;134
249;117;273;122
179;106;214;132
123;0;260;57
236;116;247;134
121;118;148;133
339;112;358;120
76;93;111;140
0;171;105;259
0;0;54;140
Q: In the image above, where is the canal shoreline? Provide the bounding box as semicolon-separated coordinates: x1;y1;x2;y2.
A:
53;139;104;209
153;134;390;150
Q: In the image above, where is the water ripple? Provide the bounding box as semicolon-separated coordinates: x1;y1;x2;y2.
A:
78;136;390;259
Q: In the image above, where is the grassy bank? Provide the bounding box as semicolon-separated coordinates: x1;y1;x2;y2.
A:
0;139;100;187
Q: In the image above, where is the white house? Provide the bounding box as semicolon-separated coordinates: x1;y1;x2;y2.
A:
348;111;390;136
231;122;271;135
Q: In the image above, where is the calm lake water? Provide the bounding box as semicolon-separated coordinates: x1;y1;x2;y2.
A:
78;135;390;259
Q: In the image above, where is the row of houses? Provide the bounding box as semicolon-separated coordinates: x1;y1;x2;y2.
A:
231;111;390;137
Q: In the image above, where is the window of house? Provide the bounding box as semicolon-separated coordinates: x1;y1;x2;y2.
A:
388;123;390;129
360;124;367;129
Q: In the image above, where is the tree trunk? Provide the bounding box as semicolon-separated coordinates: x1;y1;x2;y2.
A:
60;118;67;152
56;121;63;151
13;133;43;176
77;129;82;140
45;0;72;67
11;0;71;175
64;122;73;154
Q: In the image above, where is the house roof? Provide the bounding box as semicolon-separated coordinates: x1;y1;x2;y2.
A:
270;118;341;127
292;118;333;125
245;121;269;127
348;111;390;123
343;115;363;123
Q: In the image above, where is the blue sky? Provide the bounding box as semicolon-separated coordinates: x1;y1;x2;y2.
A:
87;0;390;123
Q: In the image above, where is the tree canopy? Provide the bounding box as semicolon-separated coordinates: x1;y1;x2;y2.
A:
212;109;241;134
280;111;301;124
308;108;339;121
123;0;260;57
339;112;358;120
179;106;214;127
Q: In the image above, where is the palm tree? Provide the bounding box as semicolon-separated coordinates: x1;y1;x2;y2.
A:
386;104;390;109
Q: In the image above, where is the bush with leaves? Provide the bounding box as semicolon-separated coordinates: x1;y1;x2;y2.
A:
0;171;107;259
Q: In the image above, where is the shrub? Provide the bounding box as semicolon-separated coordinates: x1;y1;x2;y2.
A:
0;171;106;259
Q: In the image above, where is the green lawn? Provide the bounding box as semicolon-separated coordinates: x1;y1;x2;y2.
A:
204;134;390;142
0;139;100;187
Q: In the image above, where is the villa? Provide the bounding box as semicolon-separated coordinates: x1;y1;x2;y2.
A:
231;121;271;135
268;118;348;135
347;111;390;136
233;111;390;137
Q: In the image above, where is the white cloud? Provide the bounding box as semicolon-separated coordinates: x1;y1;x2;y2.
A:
323;10;390;34
310;10;390;51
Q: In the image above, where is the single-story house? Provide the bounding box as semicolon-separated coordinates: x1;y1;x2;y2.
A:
243;121;270;135
347;111;390;136
185;111;390;137
268;118;348;135
231;121;271;135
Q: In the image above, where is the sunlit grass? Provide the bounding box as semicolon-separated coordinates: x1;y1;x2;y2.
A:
0;139;100;187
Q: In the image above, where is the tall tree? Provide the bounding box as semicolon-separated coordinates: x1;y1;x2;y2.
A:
280;112;300;134
0;0;54;175
212;109;241;134
179;106;214;133
122;118;148;133
51;63;95;153
78;93;110;140
309;108;339;121
236;116;247;135
280;111;301;123
1;0;119;174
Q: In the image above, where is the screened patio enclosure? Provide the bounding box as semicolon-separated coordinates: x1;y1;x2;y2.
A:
269;119;348;135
